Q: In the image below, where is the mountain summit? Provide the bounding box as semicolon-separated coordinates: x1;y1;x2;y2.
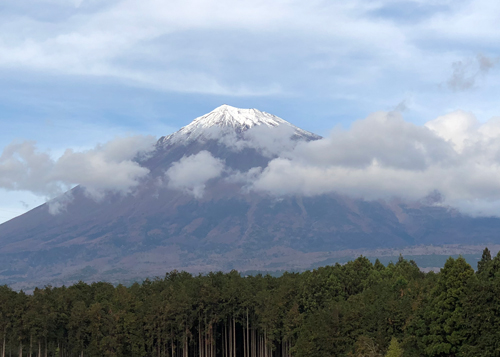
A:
159;105;320;145
186;104;287;129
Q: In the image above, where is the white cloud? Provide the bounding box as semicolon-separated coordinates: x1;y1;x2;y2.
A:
424;110;477;152
1;0;500;134
0;135;156;202
293;111;456;169
241;110;500;216
165;150;224;198
207;124;298;158
0;0;485;97
242;124;298;157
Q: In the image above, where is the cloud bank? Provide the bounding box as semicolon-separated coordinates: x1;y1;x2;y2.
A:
165;150;224;198
204;110;500;216
197;124;299;158
0;135;156;202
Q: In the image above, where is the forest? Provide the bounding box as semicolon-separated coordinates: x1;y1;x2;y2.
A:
1;248;499;357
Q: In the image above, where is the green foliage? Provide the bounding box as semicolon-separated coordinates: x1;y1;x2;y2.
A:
477;247;492;274
0;251;498;357
410;257;475;357
385;337;403;357
350;335;382;357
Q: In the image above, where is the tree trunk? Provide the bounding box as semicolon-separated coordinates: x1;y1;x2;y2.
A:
243;326;246;357
264;330;267;357
233;318;236;357
198;320;201;357
251;329;254;357
229;321;232;357
2;333;5;357
184;324;188;357
252;329;255;357
246;310;249;357
224;323;227;357
18;342;22;357
213;325;216;357
158;327;161;357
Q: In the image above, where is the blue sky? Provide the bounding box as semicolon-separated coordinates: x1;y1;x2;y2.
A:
0;0;499;222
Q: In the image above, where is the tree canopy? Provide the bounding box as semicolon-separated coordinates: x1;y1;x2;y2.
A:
0;252;497;357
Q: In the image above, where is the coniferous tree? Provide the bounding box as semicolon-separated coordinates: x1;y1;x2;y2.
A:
417;257;474;357
477;247;492;274
385;337;403;357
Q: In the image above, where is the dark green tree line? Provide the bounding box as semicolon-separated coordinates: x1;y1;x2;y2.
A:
1;251;499;356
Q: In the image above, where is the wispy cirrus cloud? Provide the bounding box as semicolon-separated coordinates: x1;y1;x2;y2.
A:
0;0;497;98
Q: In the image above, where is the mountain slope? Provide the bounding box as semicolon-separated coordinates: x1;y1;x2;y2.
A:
1;105;500;289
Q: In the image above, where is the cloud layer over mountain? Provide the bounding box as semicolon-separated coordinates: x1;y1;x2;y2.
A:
4;107;500;217
165;150;225;198
0;135;156;200
208;110;500;216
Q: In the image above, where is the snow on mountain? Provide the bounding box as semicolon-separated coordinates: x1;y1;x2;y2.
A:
159;105;321;146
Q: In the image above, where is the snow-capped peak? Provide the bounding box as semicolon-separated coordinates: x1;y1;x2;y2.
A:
159;105;320;146
190;104;288;130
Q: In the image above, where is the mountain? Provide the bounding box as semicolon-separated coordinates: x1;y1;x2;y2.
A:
1;105;500;289
159;104;320;143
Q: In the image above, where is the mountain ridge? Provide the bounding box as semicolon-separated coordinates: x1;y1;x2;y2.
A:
2;105;500;289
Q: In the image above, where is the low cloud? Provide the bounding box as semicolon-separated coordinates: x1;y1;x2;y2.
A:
165;151;224;198
162;109;500;216
227;110;500;216
47;192;74;215
192;124;304;158
242;125;298;157
0;135;156;206
447;54;498;91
